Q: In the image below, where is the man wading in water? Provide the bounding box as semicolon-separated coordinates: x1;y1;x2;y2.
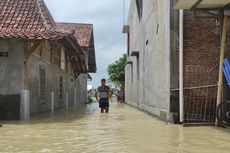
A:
96;79;111;113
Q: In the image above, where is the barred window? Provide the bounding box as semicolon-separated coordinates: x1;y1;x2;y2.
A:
39;66;46;102
59;76;63;100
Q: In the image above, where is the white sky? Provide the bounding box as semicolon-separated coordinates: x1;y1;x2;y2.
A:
44;0;131;88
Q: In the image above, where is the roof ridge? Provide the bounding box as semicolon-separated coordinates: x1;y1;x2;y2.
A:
57;22;93;26
36;0;56;30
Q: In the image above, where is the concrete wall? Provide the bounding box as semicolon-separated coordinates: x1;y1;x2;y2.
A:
0;39;88;119
76;74;88;105
125;0;223;123
125;0;172;122
0;39;24;120
0;39;24;95
28;44;88;116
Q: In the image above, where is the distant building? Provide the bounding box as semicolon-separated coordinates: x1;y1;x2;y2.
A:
0;0;96;120
124;0;221;123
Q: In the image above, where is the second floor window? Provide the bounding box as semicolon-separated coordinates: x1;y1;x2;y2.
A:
136;0;143;20
59;76;63;100
61;47;66;70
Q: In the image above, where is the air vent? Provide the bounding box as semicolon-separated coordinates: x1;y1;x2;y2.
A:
0;52;8;57
146;40;149;46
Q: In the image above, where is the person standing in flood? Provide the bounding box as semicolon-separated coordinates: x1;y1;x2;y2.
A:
96;79;111;113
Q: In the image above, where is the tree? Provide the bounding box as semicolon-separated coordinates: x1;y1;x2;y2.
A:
107;54;127;89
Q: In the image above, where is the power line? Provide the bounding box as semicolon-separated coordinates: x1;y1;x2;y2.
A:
123;0;126;53
123;0;126;25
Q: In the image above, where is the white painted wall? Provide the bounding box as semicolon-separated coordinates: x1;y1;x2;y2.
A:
125;0;172;122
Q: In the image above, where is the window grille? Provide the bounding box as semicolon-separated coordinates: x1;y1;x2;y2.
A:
39;66;46;102
59;76;63;100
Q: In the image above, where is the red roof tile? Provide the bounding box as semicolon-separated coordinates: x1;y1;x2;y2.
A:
0;0;68;39
57;22;97;73
56;23;93;47
0;0;90;74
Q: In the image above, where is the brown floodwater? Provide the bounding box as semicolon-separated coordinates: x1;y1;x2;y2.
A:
0;103;230;153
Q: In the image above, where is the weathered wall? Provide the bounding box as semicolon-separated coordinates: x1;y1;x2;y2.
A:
0;39;88;119
126;0;224;123
183;11;219;87
169;9;221;122
76;73;88;105
125;0;172;122
0;39;24;95
182;11;220;122
0;39;24;120
169;0;180;122
28;45;88;116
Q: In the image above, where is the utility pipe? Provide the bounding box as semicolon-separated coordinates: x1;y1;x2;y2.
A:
179;9;184;123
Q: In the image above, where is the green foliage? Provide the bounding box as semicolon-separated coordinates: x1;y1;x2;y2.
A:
107;54;127;89
87;91;93;104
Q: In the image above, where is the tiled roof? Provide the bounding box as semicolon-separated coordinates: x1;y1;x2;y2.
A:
56;23;93;47
0;0;91;74
57;22;97;73
0;0;68;39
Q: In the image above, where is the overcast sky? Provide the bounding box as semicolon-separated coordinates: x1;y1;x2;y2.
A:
44;0;131;88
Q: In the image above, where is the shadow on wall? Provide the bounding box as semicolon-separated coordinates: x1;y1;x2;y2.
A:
0;95;20;120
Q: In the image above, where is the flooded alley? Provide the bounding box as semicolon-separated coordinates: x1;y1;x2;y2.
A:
0;103;230;153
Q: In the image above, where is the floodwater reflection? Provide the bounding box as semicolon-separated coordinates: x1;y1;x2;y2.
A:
0;103;230;153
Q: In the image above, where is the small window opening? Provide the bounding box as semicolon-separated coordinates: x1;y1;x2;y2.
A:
137;56;140;80
136;0;143;20
0;52;8;57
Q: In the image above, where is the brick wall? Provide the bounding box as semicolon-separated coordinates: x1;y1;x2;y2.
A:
183;11;220;122
184;11;220;87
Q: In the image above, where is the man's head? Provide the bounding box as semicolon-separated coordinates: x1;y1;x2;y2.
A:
101;78;106;86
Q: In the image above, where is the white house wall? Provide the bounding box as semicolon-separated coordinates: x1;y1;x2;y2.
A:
126;0;172;122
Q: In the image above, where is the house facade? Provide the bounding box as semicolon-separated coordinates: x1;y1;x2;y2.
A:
124;0;221;123
0;0;96;120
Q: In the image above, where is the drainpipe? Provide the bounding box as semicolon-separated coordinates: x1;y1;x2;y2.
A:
179;9;184;123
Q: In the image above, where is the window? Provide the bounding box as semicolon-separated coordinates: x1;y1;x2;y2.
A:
39;66;46;102
59;76;63;100
135;0;143;20
41;42;51;63
52;46;61;67
60;47;66;70
137;56;140;80
0;52;8;57
66;61;72;75
131;64;134;83
127;33;130;56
